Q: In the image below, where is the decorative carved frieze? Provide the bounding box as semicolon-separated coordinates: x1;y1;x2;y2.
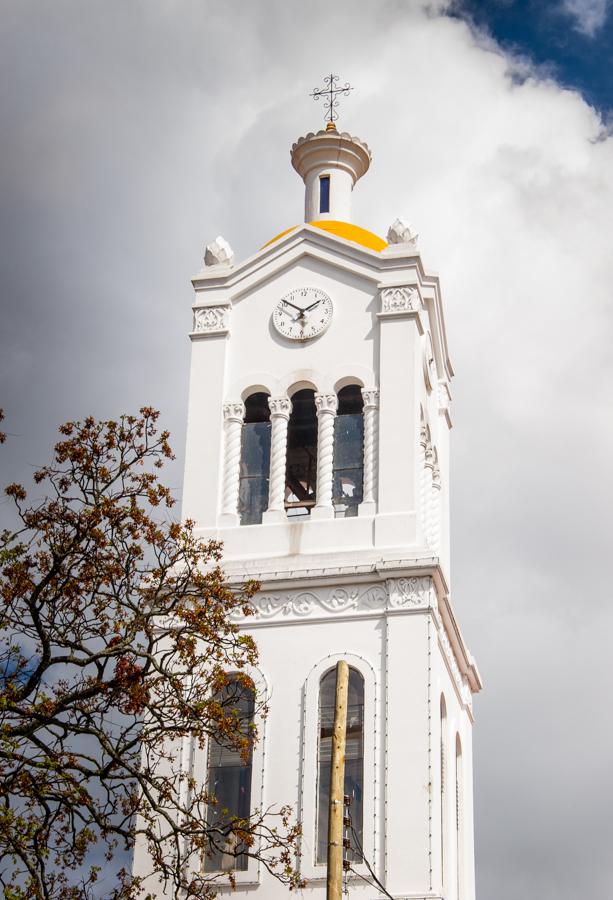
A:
233;577;433;622
193;305;229;334
380;286;419;314
387;576;434;608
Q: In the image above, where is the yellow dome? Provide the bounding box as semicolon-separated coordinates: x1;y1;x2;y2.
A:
263;220;387;253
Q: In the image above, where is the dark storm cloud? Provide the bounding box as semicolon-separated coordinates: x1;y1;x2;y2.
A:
1;3;612;898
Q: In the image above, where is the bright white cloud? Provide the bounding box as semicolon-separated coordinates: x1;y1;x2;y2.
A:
561;0;610;35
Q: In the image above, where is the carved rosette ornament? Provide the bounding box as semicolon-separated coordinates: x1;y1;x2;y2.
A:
361;388;379;506
192;305;230;335
380;286;420;314
220;401;245;517
266;397;292;514
314;393;338;510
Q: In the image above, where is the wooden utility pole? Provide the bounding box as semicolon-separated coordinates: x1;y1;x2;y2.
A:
326;659;349;900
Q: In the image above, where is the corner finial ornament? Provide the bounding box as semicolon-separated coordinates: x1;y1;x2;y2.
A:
204;235;234;267
310;74;353;125
387;218;419;248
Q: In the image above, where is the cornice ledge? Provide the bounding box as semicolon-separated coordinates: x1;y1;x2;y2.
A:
438;594;482;694
225;556;446;593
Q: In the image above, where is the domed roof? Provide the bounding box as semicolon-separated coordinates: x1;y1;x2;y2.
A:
263;220;387;253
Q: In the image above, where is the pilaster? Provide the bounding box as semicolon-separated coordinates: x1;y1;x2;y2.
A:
375;284;423;548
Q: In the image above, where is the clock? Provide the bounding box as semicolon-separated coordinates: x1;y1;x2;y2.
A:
272;287;333;341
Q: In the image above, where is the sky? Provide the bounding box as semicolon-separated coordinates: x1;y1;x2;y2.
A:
1;1;612;898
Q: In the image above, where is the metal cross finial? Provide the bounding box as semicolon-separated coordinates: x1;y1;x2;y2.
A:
310;74;353;125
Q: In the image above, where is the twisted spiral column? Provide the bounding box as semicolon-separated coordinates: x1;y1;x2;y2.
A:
264;396;292;520
313;392;338;518
361;389;379;508
220;401;245;522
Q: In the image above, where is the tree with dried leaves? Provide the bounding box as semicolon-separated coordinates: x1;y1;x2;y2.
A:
0;408;301;899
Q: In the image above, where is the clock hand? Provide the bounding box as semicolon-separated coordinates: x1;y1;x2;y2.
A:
304;299;322;313
283;300;305;314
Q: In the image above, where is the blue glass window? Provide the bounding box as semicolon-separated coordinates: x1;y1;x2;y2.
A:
316;667;364;865
319;175;330;214
238;393;271;525
332;385;364;518
204;679;255;872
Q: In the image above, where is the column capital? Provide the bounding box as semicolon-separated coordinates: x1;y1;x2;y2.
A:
361;388;379;410
314;392;338;415
268;396;292;419
222;401;245;424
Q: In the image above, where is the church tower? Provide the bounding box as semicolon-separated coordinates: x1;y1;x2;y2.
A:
176;99;481;898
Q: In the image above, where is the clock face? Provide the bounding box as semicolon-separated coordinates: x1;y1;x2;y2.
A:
272;287;333;342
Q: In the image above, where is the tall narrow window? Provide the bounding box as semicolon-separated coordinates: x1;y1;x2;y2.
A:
319;175;330;214
332;385;364;517
440;695;447;889
456;733;464;900
204;678;255;872
285;389;317;517
238;392;271;525
316;666;364;865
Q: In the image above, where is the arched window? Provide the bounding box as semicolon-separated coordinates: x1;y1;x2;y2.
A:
456;733;464;900
440;695;447;889
316;666;364;864
332;385;364;517
238;392;271;525
204;677;255;872
285;388;318;517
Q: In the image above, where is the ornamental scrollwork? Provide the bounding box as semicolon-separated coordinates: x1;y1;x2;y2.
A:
193;305;229;334
380;286;419;314
387;576;433;609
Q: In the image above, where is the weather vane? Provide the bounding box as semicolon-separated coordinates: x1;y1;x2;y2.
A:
310;74;353;125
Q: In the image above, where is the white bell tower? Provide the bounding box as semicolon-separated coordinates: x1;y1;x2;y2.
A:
136;97;482;898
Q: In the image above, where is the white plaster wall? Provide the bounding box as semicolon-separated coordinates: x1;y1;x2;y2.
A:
172;231;479;900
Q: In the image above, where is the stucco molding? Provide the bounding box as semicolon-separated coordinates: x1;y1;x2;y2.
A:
379;285;420;315
191;304;230;337
234;576;434;622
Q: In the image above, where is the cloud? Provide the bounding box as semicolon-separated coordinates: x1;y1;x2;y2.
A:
1;2;612;898
561;0;610;35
